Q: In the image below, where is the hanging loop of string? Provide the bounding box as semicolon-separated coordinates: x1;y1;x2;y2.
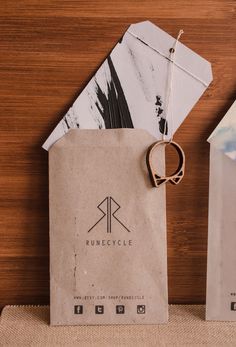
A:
163;29;184;142
146;29;186;188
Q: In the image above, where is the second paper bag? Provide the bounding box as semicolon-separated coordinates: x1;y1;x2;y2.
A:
49;128;168;325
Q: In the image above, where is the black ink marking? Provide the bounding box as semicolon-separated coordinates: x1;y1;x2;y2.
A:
64;116;70;129
155;95;168;135
155;95;162;107
95;56;133;129
118;35;124;44
159;117;168;135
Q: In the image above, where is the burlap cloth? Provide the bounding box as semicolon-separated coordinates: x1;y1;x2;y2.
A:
1;305;236;346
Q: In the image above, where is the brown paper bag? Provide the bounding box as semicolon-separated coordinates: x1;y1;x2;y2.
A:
49;128;168;325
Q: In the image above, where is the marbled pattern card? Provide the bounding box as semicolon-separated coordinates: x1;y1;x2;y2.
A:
206;100;236;321
208;100;236;160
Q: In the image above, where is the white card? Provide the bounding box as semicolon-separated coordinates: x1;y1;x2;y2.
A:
43;21;212;150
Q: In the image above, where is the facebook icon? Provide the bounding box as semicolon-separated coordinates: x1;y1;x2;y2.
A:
74;305;83;314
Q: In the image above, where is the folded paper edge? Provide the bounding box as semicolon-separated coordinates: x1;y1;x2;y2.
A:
48;128;157;152
129;21;213;86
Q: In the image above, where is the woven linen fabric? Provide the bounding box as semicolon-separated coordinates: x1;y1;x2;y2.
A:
1;305;236;346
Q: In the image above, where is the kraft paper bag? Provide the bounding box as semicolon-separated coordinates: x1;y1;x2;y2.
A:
49;128;168;326
206;101;236;321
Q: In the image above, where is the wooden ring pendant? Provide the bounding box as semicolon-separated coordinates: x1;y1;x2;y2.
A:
146;140;185;188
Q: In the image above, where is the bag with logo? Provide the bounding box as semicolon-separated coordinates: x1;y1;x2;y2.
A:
49;128;168;325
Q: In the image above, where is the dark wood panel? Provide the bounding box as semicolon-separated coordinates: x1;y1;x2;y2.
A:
0;0;235;310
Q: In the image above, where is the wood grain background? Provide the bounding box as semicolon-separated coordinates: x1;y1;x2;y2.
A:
0;0;235;310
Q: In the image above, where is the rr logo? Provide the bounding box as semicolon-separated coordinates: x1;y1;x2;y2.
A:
88;196;131;233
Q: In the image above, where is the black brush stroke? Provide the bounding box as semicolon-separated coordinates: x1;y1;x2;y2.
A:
95;56;133;129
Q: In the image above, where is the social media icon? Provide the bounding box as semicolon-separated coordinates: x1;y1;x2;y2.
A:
116;305;125;314
74;305;83;314
137;305;145;314
231;302;236;311
95;305;104;314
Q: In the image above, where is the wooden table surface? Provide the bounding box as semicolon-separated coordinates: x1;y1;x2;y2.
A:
0;0;235;310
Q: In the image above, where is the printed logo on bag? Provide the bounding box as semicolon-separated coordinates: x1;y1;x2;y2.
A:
116;305;125;314
137;305;146;314
88;196;131;233
231;302;236;311
74;305;83;314
86;196;133;247
95;305;104;314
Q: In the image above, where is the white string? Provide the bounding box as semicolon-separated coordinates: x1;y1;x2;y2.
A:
163;29;184;141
